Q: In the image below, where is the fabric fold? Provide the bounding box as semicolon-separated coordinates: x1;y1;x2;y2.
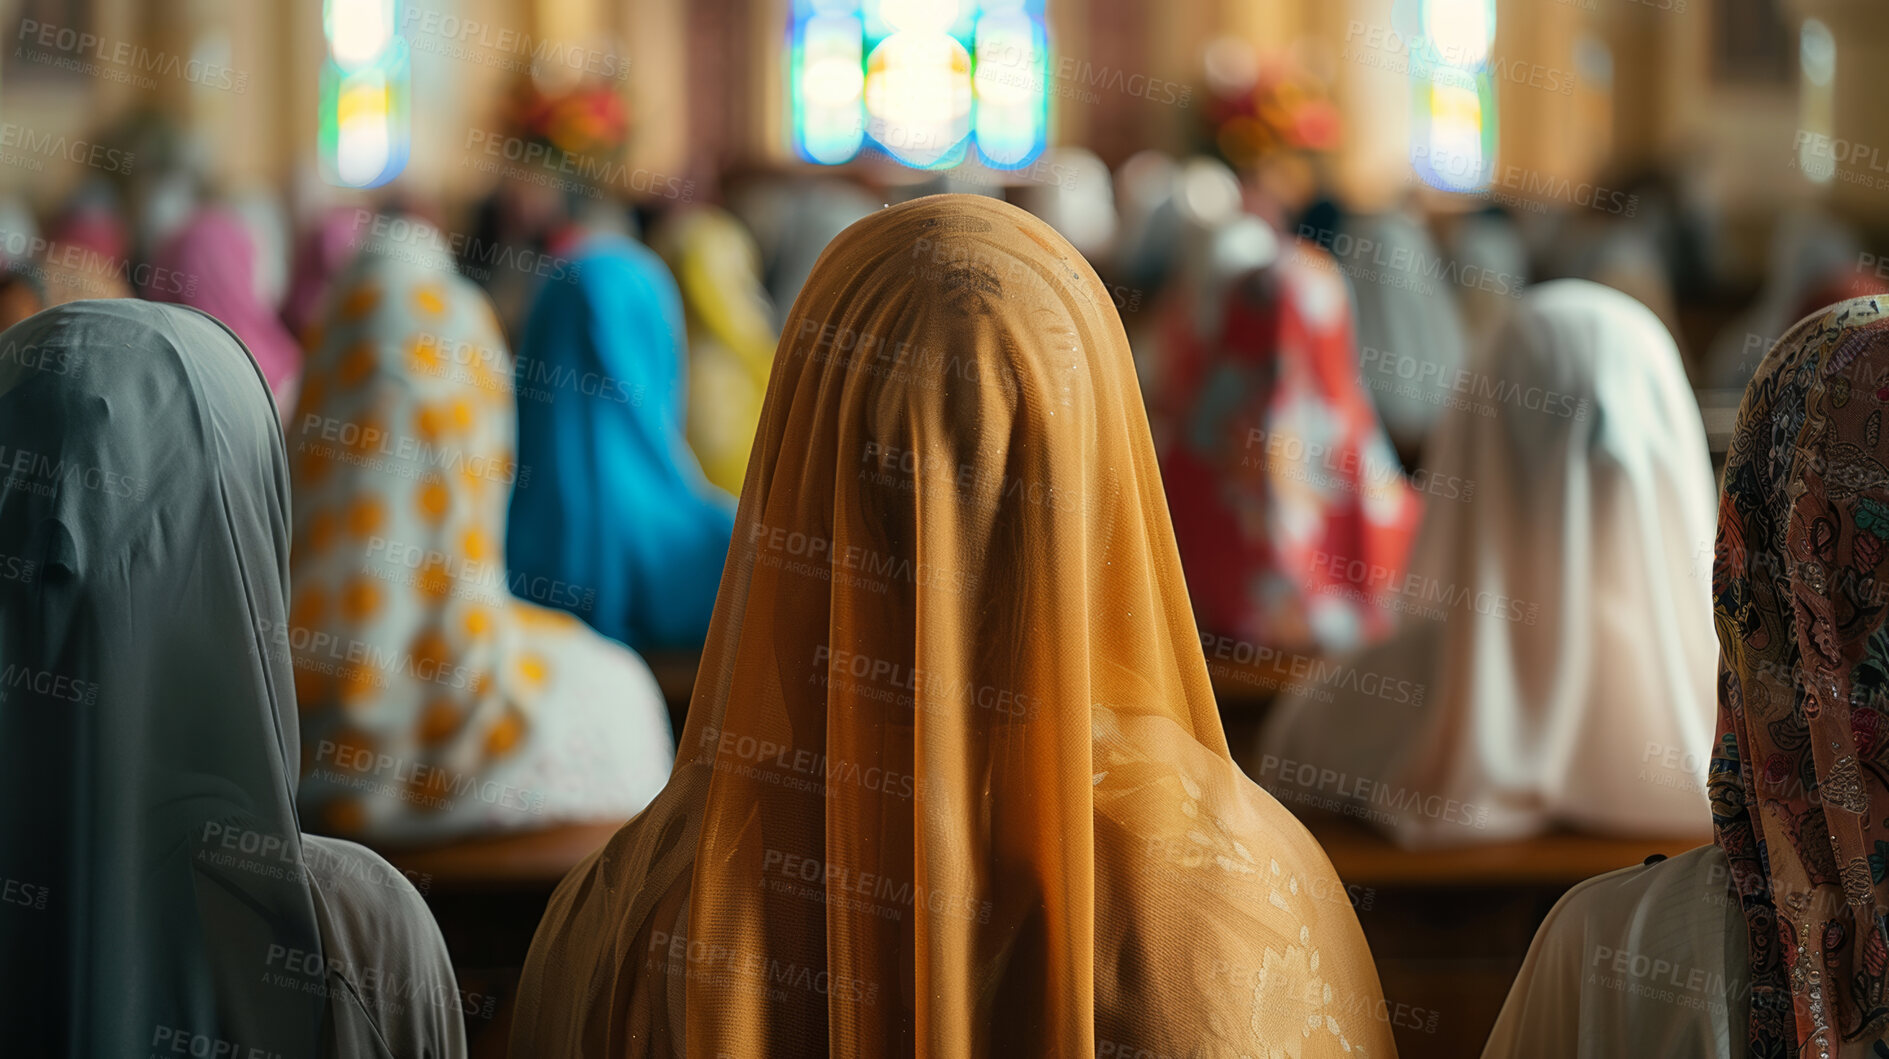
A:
0;299;462;1057
1259;280;1719;848
512;194;1396;1058
288;241;674;846
508;235;734;652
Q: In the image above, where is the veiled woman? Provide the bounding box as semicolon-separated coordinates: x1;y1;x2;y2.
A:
1485;292;1889;1058
288;230;675;845
507;235;735;652
0;300;463;1056
1160;236;1422;656
650;208;780;496
1259;281;1720;848
509;195;1397;1057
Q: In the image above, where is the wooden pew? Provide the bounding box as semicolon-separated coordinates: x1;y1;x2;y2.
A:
382;648;1708;1058
1215;656;1709;1059
1304;815;1705;1059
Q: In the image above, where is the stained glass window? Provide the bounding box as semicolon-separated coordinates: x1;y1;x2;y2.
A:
790;0;1049;171
320;0;411;188
1408;0;1496;193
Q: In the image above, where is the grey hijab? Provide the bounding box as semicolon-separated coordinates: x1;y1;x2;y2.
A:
0;300;462;1057
1448;210;1531;363
1336;209;1472;454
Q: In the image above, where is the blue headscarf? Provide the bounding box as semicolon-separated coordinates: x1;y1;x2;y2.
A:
508;235;735;650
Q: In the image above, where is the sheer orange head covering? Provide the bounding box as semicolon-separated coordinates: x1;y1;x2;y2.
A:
512;194;1396;1058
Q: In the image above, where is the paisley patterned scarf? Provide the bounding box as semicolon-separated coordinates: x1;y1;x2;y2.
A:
1715;294;1889;1057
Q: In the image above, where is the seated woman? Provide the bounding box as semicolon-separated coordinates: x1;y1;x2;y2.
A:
1258;281;1721;848
506;235;735;652
1486;295;1889;1058
288;233;675;846
508;195;1398;1056
649;207;779;496
0;301;464;1057
147;206;305;420
1160;235;1422;656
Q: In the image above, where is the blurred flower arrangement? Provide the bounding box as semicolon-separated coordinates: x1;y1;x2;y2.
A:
1205;49;1342;170
503;74;630;169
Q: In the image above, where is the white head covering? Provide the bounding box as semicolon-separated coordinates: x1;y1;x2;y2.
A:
1257;280;1719;848
134;167;202;264
0;195;38;266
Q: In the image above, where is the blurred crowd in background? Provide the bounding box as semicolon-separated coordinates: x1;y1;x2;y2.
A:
7;0;1889;1053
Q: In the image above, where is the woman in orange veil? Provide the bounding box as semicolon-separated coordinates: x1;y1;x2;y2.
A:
510;194;1396;1058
